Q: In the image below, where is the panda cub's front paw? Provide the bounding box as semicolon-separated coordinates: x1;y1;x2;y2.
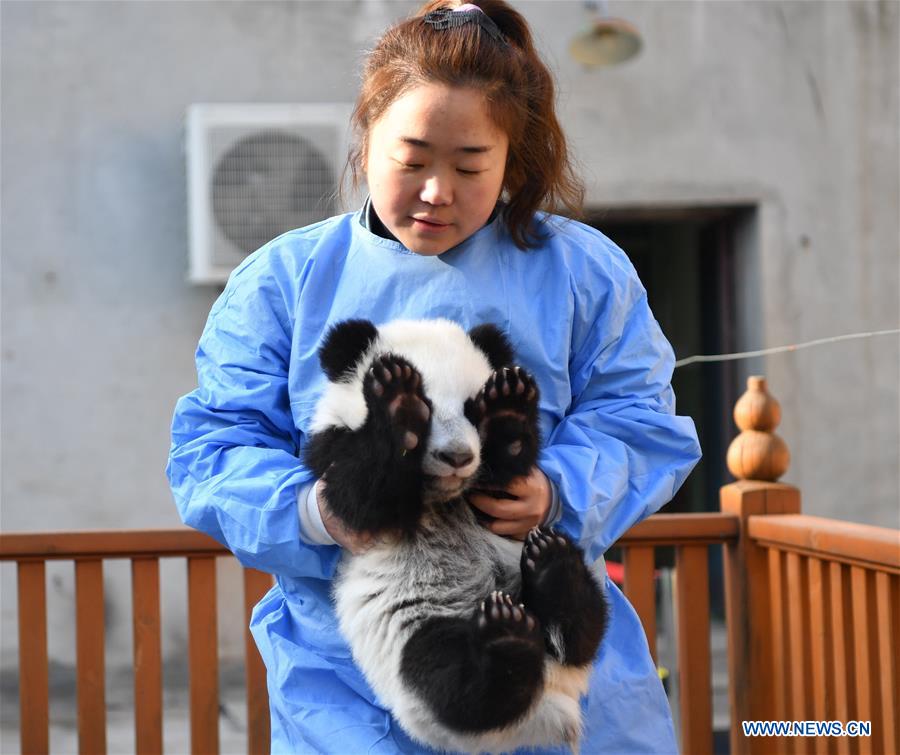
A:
364;355;432;453
467;366;539;482
480;366;538;422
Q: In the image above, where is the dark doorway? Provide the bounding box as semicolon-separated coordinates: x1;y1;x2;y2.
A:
587;206;750;515
588;205;754;624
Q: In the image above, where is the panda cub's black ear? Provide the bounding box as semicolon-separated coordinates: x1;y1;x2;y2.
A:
468;323;515;370
319;319;379;381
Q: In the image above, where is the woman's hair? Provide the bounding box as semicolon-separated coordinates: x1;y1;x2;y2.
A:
347;0;584;249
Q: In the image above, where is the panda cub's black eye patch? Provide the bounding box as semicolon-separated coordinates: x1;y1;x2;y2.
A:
464;396;484;427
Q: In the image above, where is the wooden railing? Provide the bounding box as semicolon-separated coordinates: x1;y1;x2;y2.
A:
617;512;739;753
0;531;274;755
2;515;735;755
721;377;900;755
2;376;897;755
750;515;899;755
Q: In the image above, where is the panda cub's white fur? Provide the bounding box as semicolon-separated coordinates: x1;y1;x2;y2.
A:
304;318;607;754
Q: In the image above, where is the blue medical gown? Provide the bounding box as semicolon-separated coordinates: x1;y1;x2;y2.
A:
167;210;701;754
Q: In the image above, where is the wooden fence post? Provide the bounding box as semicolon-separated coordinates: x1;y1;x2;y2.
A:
721;376;800;755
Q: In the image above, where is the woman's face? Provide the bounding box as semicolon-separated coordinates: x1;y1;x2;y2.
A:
364;83;509;256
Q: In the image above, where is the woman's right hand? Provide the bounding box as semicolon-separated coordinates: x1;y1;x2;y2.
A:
316;481;376;555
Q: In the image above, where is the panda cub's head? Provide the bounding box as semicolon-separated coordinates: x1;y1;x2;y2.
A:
309;318;535;505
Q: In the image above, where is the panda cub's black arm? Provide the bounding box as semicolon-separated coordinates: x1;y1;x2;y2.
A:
304;416;427;535
304;320;433;535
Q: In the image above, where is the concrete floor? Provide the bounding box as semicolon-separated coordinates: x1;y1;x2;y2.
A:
0;660;250;755
1;683;249;755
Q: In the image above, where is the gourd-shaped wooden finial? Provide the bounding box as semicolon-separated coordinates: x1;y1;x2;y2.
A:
726;376;790;481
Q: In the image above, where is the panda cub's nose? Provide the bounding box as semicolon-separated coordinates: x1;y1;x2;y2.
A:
435;449;475;470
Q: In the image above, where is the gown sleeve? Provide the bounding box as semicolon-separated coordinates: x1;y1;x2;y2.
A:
166;254;341;580
536;248;702;563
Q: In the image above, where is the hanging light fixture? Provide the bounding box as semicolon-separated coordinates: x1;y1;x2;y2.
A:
569;0;642;67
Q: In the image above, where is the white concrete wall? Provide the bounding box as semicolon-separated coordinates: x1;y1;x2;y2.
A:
2;0;897;672
536;0;899;526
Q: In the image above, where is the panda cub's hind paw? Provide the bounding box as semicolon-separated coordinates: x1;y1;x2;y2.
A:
477;591;542;647
521;527;595;626
364;355;432;452
522;528;583;587
521;527;607;667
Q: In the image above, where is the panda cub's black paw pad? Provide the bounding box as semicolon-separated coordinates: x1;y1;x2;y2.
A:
522;527;582;586
476;591;541;647
364;355;431;451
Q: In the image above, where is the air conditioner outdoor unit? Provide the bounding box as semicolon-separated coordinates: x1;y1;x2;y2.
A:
186;103;355;285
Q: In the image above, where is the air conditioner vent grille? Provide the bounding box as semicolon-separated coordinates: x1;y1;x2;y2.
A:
211;130;336;255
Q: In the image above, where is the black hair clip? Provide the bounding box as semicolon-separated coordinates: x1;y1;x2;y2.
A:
423;7;508;45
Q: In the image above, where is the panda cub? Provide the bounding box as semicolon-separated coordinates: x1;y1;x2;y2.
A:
305;318;607;753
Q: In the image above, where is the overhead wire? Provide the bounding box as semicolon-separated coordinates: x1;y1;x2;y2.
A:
673;328;900;368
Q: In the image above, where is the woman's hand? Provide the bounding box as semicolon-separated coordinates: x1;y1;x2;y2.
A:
467;466;552;540
316;481;376;555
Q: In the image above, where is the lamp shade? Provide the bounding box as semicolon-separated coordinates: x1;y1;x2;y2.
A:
569;16;642;66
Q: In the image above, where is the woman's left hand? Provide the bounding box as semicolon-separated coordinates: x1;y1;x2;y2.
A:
467;466;552;540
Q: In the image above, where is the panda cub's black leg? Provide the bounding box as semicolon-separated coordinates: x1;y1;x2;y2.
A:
468;366;540;485
521;527;607;667
400;592;545;733
305;354;432;534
